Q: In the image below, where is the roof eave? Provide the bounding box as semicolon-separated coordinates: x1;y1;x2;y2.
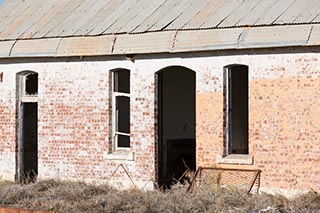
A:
0;24;319;59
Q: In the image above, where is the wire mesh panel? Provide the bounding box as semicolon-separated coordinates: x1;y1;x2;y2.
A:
188;167;261;194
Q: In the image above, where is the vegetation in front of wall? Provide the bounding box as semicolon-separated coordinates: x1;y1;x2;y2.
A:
0;180;319;213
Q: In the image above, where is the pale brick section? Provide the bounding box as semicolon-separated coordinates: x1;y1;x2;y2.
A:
0;52;319;192
0;71;16;181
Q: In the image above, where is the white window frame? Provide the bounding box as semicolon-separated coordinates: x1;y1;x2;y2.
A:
111;70;130;151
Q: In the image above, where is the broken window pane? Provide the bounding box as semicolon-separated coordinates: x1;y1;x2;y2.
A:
114;70;130;93
112;69;130;149
25;73;38;95
117;134;130;148
116;96;130;134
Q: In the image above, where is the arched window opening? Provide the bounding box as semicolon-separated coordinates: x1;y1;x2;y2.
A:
111;69;130;150
16;71;38;183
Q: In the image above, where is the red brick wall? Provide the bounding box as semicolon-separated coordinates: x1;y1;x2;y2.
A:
196;54;320;193
0;52;319;193
250;76;320;191
0;74;16;180
36;63;156;187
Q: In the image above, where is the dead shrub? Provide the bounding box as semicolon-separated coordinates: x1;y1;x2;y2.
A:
0;180;318;213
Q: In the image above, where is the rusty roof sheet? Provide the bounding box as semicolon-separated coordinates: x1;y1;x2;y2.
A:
56;35;114;57
1;23;318;58
0;0;320;58
1;0;320;40
10;38;61;57
238;25;312;49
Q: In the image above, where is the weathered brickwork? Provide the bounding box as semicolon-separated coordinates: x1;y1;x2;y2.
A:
195;53;320;193
249;76;319;190
38;63;110;180
0;71;16;180
0;51;319;193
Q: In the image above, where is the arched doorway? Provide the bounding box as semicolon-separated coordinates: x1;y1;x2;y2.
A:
156;66;196;186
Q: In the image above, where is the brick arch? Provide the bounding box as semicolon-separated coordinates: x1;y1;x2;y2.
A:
155;65;196;74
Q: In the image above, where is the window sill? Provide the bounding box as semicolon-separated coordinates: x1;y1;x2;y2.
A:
21;96;38;103
216;154;253;165
104;151;135;161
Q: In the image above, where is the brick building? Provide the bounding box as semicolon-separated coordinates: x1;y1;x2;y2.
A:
0;0;319;194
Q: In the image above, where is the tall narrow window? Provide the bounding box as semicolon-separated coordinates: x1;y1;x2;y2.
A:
224;65;248;154
16;71;38;183
112;69;130;150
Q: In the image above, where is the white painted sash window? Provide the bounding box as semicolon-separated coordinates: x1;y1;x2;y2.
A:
112;69;130;150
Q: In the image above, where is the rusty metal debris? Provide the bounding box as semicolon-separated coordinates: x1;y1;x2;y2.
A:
107;163;138;189
187;167;262;194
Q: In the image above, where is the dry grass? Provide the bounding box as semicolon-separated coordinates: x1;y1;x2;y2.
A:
0;180;319;213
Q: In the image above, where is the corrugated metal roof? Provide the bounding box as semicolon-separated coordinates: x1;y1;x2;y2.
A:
1;0;320;40
0;23;318;58
0;0;319;58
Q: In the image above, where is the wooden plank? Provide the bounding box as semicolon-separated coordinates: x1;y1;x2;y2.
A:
201;0;243;28
88;0;139;35
183;0;225;29
74;0;125;36
236;0;278;26
166;0;212;30
274;0;314;24
254;0;296;25
218;0;262;27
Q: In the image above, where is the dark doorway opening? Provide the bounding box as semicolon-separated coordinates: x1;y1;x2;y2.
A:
157;66;196;187
20;103;38;182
